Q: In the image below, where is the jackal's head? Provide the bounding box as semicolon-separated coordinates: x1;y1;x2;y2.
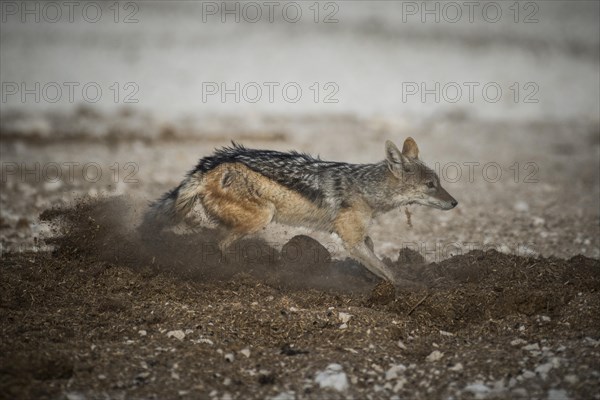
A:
385;138;458;210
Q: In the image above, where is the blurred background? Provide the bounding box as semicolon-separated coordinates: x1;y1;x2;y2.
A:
1;0;599;260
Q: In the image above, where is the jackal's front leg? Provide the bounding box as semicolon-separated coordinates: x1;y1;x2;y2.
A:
334;208;397;282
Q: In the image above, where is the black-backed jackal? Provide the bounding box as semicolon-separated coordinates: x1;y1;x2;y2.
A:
141;137;457;285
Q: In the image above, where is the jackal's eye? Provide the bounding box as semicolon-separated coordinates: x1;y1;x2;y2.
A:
426;181;435;189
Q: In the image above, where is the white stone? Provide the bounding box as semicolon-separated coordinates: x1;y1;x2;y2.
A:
166;330;185;341
548;389;570;400
449;363;463;372
521;370;536;379
385;364;407;380
522;343;540;351
564;374;578;384
464;382;490;396
393;378;407;393
315;364;349;392
338;312;352;323
270;392;296;400
425;350;444;362
535;362;553;379
240;348;251;358
511;339;527;346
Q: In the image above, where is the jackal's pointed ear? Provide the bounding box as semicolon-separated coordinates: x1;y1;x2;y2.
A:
385;140;403;164
385;140;412;176
402;137;419;160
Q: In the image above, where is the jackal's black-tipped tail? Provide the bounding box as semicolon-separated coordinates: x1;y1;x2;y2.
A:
138;171;203;238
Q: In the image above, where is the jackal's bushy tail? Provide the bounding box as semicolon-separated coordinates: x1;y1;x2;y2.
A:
138;171;203;236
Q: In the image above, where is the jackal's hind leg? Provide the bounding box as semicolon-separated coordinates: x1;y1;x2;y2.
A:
209;202;275;262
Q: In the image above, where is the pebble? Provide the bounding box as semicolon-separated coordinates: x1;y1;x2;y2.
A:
166;330;185;341
521;370;536;379
224;353;235;362
138;330;147;336
464;382;491;397
385;364;407;380
564;374;578;384
338;312;352;323
548;389;570;400
511;339;527;346
270;392;296;400
512;388;528;397
314;364;349;392
393;379;407;393
522;343;540;351
449;363;463;372
240;348;251;358
425;350;444;362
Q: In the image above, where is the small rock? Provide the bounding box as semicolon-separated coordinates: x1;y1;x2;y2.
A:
511;339;527;346
522;343;540;351
224;353;235;362
564;374;578;384
439;330;454;337
338;312;352;324
535;362;554;379
166;330;185;341
315;364;349;392
397;340;407;350
270;392;296;400
138;330;147;337
532;216;545;226
464;382;490;396
449;363;463;372
135;371;150;380
339;323;348;330
240;348;251;358
385;364;407;380
393;378;407;393
548;389;570;400
521;370;536;379
512;388;528;397
425;350;444;362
